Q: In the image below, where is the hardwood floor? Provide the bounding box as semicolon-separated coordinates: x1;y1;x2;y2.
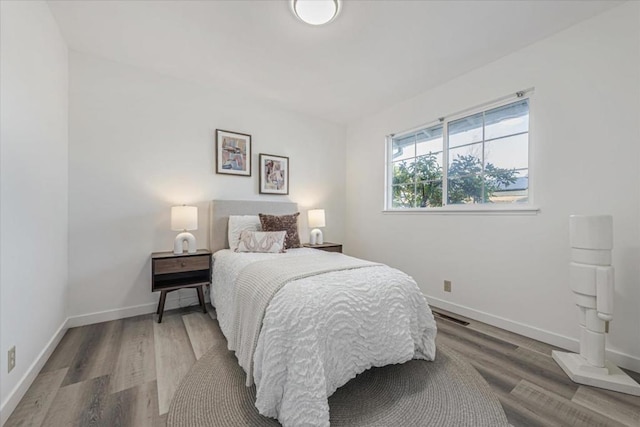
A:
435;309;640;426
6;306;640;426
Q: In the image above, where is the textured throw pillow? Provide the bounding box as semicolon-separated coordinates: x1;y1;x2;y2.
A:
236;230;286;253
259;212;301;249
228;215;261;251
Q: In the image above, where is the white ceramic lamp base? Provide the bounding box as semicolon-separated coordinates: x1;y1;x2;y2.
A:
174;232;196;254
309;229;323;245
552;351;640;396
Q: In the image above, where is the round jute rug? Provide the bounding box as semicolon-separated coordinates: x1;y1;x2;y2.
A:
168;340;509;427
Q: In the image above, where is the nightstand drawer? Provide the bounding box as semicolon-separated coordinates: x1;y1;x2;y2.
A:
154;255;209;274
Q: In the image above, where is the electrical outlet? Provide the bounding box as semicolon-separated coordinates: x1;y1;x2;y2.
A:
444;280;452;292
8;346;16;373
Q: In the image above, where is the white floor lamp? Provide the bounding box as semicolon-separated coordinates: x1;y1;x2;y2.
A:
552;215;640;396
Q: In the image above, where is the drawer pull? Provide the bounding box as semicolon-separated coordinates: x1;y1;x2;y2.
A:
181;262;186;267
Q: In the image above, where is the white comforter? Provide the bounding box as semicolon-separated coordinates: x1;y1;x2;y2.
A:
211;248;437;427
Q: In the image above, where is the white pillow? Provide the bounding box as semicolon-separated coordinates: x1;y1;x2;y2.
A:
228;215;261;251
236;230;286;253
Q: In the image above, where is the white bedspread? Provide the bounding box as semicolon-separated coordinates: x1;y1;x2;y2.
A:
211;248;437;427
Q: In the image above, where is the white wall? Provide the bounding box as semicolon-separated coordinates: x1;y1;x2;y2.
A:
345;2;640;370
0;0;69;421
68;52;346;318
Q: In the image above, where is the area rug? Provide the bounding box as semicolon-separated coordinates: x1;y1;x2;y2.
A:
168;334;509;426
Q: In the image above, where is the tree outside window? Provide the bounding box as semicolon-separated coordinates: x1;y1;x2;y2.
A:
388;98;529;209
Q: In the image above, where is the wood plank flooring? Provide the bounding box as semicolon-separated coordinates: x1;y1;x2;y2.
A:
434;308;640;426
110;315;156;395
153;313;196;414
6;306;640;426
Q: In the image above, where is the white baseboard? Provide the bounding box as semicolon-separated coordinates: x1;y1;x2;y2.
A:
0;319;68;426
66;294;205;328
427;296;640;373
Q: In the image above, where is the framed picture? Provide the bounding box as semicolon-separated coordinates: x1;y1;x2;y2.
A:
215;129;251;176
259;153;289;195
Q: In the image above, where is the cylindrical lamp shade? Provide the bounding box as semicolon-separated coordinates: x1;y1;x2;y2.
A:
308;209;326;228
171;206;198;231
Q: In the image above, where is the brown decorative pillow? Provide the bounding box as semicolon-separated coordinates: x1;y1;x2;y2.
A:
259;212;301;249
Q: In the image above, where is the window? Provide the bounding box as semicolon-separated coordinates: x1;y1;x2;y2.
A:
387;96;530;210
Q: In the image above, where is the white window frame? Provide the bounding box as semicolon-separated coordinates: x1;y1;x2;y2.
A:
384;90;539;214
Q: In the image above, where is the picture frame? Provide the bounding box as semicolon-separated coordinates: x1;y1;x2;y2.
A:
215;129;251;176
259;153;289;195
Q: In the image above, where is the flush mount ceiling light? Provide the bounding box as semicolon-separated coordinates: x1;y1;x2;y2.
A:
291;0;341;26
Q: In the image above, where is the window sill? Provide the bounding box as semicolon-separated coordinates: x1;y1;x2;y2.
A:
382;206;540;215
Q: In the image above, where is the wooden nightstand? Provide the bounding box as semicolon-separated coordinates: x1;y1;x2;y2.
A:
303;242;342;253
151;249;211;323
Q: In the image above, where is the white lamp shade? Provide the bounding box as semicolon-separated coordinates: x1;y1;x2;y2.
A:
308;209;326;228
171;206;198;231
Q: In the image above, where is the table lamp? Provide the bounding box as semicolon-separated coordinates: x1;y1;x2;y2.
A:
308;209;325;245
172;205;198;254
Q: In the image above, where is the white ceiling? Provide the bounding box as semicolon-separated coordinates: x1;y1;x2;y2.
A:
48;0;621;124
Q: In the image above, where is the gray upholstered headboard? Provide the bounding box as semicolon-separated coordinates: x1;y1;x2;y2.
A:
209;199;299;252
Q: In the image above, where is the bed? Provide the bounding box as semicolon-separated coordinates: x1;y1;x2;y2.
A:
209;200;437;427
